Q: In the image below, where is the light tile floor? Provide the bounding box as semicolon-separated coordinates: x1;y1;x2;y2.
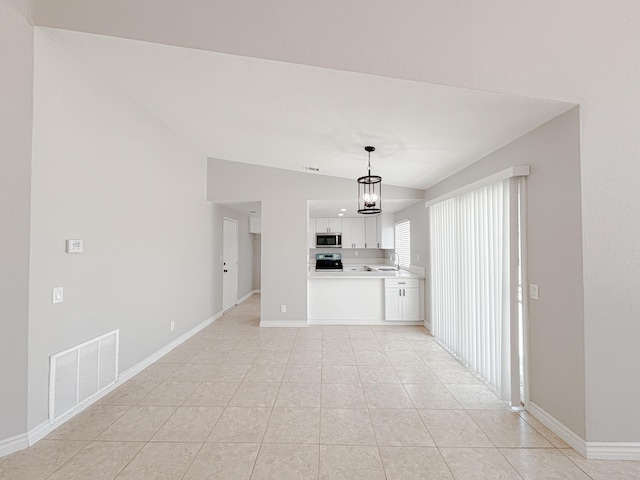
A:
2;294;640;479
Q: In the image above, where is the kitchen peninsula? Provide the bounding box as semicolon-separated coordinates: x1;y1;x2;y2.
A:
308;264;425;325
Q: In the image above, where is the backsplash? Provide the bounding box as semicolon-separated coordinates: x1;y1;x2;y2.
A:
308;248;394;267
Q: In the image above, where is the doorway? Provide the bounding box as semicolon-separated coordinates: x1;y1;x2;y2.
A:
223;217;239;312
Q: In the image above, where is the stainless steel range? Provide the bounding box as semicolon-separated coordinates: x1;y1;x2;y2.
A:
315;253;343;272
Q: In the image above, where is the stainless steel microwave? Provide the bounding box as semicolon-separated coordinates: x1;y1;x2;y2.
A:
316;233;342;248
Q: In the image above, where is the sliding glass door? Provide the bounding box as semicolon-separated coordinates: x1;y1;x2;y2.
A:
429;178;524;405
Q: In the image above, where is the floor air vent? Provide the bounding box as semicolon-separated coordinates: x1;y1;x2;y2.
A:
49;330;119;420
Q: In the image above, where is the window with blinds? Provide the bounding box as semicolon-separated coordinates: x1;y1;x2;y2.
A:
394;220;411;268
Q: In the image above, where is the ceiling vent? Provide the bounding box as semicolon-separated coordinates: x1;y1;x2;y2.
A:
303;166;320;173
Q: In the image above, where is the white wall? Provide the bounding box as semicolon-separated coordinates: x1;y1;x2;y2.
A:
0;0;32;441
27;30;216;429
405;108;585;438
207;158;423;325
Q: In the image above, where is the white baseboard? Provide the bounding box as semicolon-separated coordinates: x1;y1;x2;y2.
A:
116;310;223;383
527;402;587;457
237;289;260;304
260;320;308;327
308;319;423;326
586;442;640;460
0;430;29;458
527;402;640;460
0;310;223;459
423;320;432;332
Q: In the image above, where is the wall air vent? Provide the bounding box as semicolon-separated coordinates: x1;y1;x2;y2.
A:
303;166;320;173
49;330;119;420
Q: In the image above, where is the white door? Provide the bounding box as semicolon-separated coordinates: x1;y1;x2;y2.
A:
223;218;239;312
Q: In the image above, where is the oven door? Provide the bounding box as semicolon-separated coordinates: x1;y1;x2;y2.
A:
316;233;342;248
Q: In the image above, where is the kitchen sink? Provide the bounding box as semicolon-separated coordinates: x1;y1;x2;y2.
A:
365;265;398;272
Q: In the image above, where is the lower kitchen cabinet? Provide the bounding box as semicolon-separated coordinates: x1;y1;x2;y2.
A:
385;279;420;321
308;276;424;324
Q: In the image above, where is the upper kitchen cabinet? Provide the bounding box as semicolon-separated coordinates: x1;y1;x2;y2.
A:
365;217;378;248
342;217;366;249
342;218;354;248
315;218;342;233
379;213;394;249
315;218;328;233
364;213;394;249
309;214;392;249
353;218;365;248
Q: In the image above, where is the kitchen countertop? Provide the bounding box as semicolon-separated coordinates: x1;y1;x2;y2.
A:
308;268;424;279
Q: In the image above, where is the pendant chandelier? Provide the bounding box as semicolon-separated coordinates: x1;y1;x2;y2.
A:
357;146;382;215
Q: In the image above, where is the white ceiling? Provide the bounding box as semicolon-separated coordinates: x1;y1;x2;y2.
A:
43;28;573;191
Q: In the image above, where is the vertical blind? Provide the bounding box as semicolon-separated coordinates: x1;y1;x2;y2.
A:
394;220;411;268
429;179;519;403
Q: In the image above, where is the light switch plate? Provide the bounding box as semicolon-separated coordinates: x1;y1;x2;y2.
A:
52;287;64;304
529;284;539;300
66;239;83;253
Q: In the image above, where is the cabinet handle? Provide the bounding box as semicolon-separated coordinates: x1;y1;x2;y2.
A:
403;289;406;296
398;282;406;285
399;290;401;297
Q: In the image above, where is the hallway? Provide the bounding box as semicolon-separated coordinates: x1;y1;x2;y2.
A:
1;294;638;479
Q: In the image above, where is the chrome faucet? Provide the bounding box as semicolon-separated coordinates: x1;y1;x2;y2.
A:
390;252;400;270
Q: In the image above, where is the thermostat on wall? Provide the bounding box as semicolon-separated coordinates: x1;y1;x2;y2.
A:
66;239;83;253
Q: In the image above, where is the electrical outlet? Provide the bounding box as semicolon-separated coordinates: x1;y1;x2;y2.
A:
529;284;539;300
416;254;420;262
170;321;175;332
280;305;287;313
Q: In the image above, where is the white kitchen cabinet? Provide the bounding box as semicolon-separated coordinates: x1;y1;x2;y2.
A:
341;218;354;248
352;218;365;248
379;213;395;249
385;279;420;321
315;218;328;233
361;214;395;249
314;217;341;233
328;218;342;233
342;218;365;249
365;217;378;248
